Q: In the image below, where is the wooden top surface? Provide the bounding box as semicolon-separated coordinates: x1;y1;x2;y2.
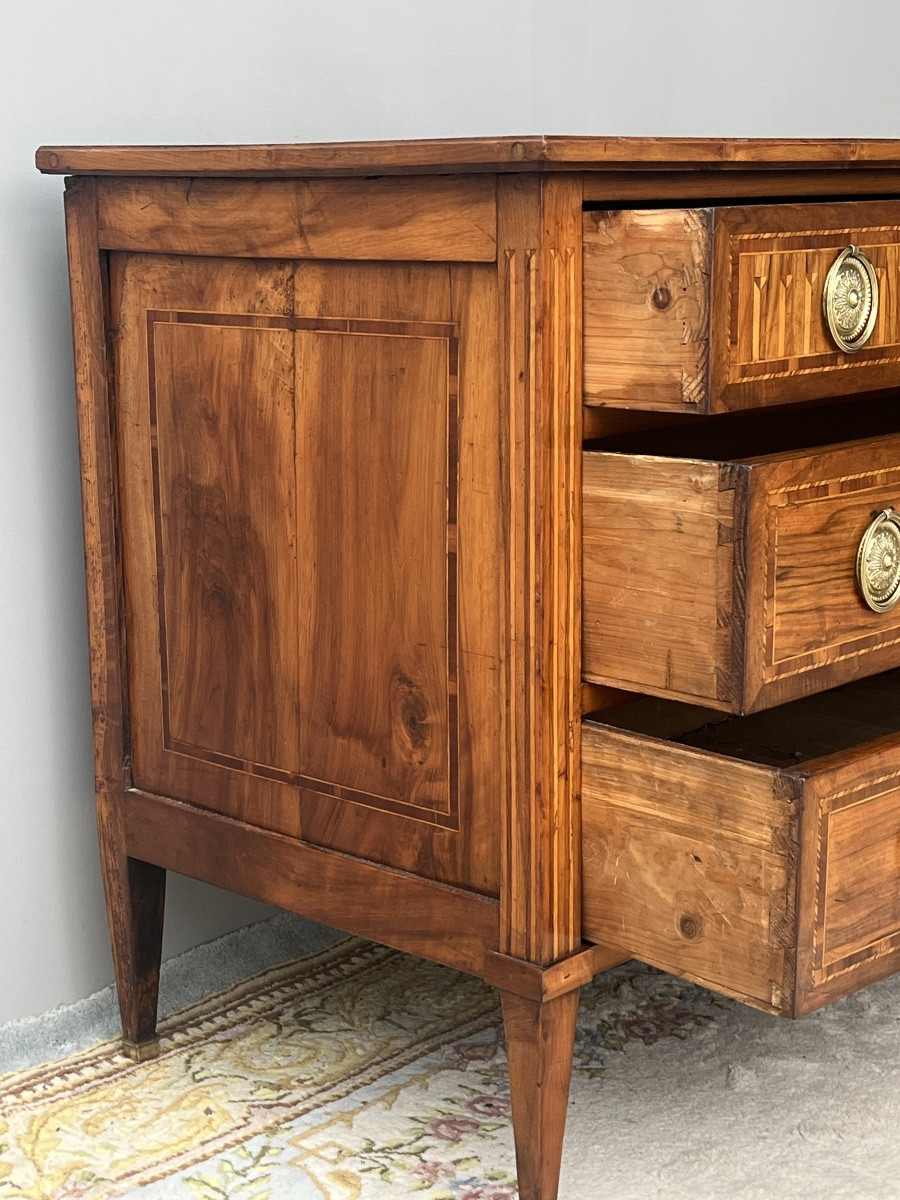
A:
34;136;900;177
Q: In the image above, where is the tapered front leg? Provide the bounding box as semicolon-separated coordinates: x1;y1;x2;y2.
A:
501;988;580;1200
98;811;166;1060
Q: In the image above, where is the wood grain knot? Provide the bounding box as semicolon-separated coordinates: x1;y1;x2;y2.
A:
391;673;431;760
651;285;672;311
678;913;703;940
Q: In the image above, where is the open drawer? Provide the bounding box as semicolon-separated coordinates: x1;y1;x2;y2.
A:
583;425;900;713
583;199;900;414
582;670;900;1016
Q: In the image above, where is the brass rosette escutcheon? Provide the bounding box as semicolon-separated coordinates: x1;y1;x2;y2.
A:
823;245;879;353
857;508;900;612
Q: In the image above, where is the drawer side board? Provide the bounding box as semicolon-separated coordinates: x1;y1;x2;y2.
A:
581;721;799;1014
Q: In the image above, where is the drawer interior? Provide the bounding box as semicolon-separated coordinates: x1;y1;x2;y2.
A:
584;392;900;461
592;667;900;768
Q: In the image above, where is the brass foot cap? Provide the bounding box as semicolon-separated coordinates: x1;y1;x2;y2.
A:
122;1037;161;1063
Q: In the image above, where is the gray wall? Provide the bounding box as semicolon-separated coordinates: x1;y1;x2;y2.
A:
2;0;899;1023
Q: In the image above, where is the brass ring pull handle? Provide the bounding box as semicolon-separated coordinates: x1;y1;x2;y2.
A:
857;509;900;612
823;245;879;353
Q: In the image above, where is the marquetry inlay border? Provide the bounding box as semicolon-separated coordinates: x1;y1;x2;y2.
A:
762;464;900;683
812;773;900;984
146;309;461;829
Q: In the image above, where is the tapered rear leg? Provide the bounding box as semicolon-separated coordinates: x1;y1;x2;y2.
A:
97;808;166;1061
500;988;580;1200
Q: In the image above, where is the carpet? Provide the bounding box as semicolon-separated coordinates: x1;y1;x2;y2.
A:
1;931;900;1199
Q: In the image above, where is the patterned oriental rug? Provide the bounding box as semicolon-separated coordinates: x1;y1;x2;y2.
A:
1;936;900;1199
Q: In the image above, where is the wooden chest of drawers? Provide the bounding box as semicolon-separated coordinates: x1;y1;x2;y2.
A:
37;136;900;1200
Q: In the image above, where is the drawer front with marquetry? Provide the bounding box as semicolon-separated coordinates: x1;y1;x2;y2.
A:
581;670;900;1017
584;200;900;413
583;429;900;713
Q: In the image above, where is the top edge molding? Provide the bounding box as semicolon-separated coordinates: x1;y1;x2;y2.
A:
35;136;900;178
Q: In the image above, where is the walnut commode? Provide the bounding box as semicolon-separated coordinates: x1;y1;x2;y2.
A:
37;137;900;1200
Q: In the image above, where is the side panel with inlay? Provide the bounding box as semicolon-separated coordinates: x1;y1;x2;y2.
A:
111;253;502;893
